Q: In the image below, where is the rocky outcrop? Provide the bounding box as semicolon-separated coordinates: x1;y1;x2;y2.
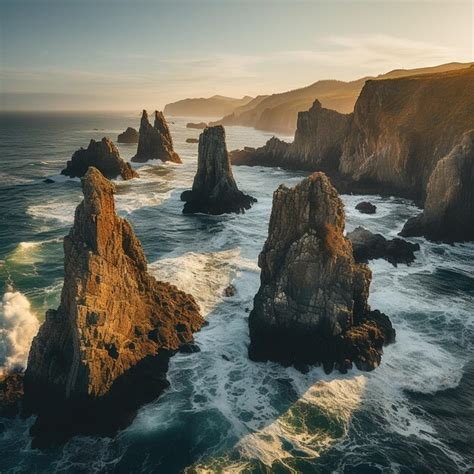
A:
61;138;138;180
248;173;394;373
24;167;204;446
132;110;181;163
186;122;207;129
400;130;474;242
117;127;139;144
348;227;420;266
340;67;474;201
230;100;350;171
181;126;256;214
0;371;24;417
355;202;376;214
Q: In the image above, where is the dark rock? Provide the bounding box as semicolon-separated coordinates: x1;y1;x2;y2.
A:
117;127;139;144
186;138;199;144
400;130;474;242
43;178;55;184
181;126;256;214
132;110;181;163
179;343;201;353
0;371;24;417
186;122;207;129
223;285;236;297
348;226;419;266
248;172;394;373
61;137;138;180
221;354;231;361
24;167;204;446
355;201;376;214
293;362;309;374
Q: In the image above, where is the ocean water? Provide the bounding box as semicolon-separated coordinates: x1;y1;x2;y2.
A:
0;112;473;473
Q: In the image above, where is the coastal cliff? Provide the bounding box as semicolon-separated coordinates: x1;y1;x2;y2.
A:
248;172;394;373
61;138;138;180
24;167;204;446
132;110;181;163
181;126;256;214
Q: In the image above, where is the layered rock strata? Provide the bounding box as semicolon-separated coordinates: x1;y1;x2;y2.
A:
24;167;204;446
117;127;139;143
61;138;138;180
248;172;394;373
132;110;181;163
181;126;256;214
348;227;420;266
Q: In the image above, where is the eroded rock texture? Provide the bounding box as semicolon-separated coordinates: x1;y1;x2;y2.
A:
24;167;203;446
61;138;138;180
348;226;419;266
230;100;350;171
181;126;256;214
400;130;474;242
248;172;394;373
117;127;139;144
132;110;181;163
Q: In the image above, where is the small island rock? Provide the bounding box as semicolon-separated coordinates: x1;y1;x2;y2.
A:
117;127;139;144
186;122;207;129
355;201;377;214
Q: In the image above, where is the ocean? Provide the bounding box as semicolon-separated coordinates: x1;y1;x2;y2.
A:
0;112;472;473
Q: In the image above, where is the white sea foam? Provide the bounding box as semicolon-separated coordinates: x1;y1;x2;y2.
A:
0;291;39;373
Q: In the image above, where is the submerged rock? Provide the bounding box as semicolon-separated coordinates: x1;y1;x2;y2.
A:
132;110;181;163
348;226;419;266
117;127;139;144
186;122;207;129
0;371;24;417
61;137;138;180
181;126;256;214
400;130;474;242
248;172;394;373
24;167;204;447
355;201;376;214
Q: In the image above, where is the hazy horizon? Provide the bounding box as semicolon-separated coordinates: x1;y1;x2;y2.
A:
1;0;473;112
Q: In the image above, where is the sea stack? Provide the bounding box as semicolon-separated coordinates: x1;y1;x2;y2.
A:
181;125;256;214
248;172;394;373
132;110;181;163
24;167;204;446
61;137;138;180
400;130;474;242
117;127;139;144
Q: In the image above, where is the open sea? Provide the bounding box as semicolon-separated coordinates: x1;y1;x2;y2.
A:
0;111;473;473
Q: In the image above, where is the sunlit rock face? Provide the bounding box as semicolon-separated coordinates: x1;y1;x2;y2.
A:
181;125;256;214
248;172;395;374
230;100;350;171
401;130;474;242
132;110;181;163
24;167;203;446
61;137;138;180
117;126;139;144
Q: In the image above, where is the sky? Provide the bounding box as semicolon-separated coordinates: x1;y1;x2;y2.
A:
0;0;473;111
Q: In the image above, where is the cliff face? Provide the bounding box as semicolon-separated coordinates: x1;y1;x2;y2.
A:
230;100;350;171
215;62;473;135
132;110;181;163
401;130;474;242
24;167;203;445
340;67;474;201
61;138;138;180
248;172;394;373
181;126;256;214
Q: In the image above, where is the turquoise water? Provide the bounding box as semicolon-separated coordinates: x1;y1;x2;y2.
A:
0;112;473;472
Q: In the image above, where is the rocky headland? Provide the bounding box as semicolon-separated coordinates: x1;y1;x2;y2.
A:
117;127;139;144
181;126;256;214
132;110;181;163
348;226;420;266
61;137;138;180
23;167;204;446
231;66;474;242
248;172;395;373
